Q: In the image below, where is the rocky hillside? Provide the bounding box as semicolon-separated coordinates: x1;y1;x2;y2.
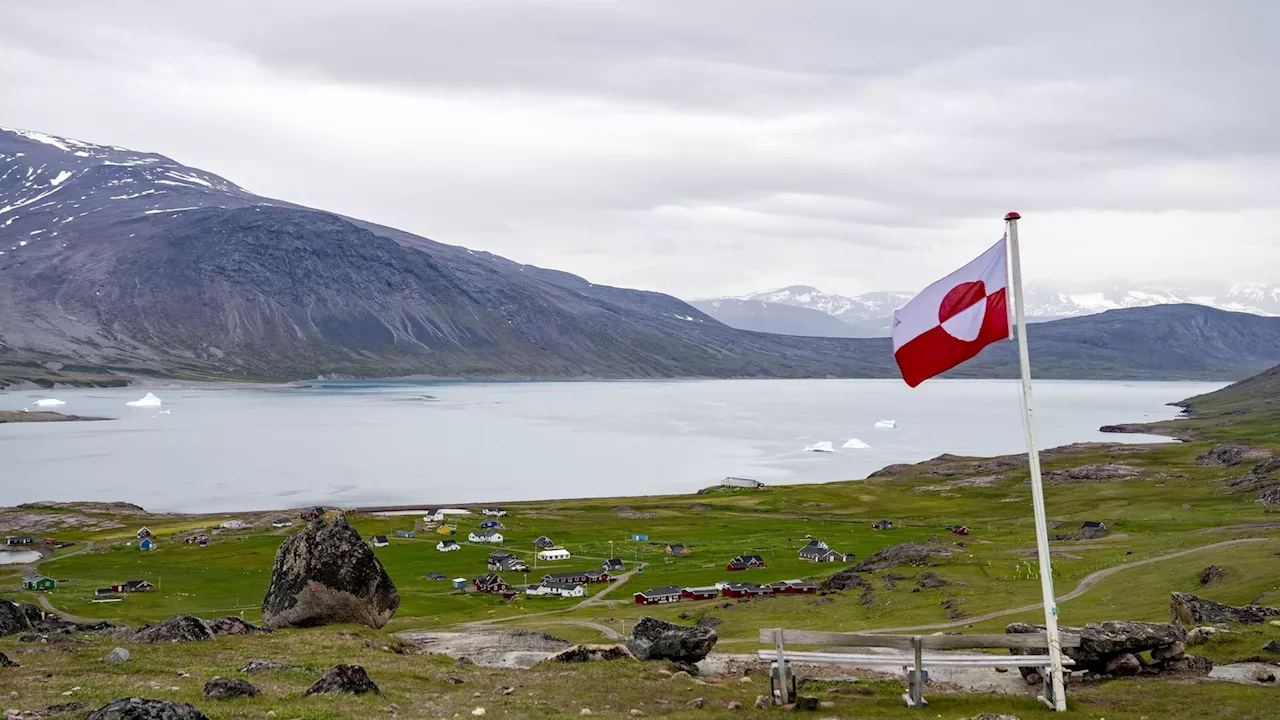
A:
3;126;1280;383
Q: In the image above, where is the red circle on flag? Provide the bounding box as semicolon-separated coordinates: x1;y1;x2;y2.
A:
938;281;986;324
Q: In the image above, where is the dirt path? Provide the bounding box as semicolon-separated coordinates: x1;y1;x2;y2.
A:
515;619;624;640
871;538;1269;633
34;594;113;625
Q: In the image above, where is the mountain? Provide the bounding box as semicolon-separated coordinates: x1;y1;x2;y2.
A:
700;281;1280;337
0;126;901;382
3;125;1280;385
686;298;882;338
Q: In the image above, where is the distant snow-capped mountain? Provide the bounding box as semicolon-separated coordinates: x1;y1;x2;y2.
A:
695;282;1280;337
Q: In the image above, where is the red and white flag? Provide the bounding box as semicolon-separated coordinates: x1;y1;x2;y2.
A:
892;238;1011;387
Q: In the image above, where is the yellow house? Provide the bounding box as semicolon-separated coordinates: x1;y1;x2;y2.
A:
436;525;456;536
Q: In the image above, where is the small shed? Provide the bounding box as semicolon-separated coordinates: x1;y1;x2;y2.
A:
533;536;556;549
537;548;572;562
603;558;625;572
479;520;504;529
664;544;691;557
6;536;34;545
437;540;460;552
271;519;294;528
631;534;648;541
138;538;156;551
371;535;389;548
395;530;416;538
451;578;468;591
871;520;893;531
948;525;970;536
436;525;456;536
135;527;152;540
482;508;508;517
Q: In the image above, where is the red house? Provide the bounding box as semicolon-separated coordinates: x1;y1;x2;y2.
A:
681;587;719;601
721;582;771;599
473;573;510;595
634;586;683;605
948;525;970;536
769;580;819;595
725;554;767;571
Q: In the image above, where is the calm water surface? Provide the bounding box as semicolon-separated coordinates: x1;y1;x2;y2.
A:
1;380;1222;513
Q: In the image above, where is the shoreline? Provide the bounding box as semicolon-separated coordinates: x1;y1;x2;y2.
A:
0;410;112;424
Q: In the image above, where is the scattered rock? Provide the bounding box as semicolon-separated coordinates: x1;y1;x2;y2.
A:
694;617;722;630
1162;654;1213;675
202;678;260;700
687;698;707;709
1187;627;1226;646
1253;666;1277;684
611;506;657;520
579;710;592;716
670;671;692;681
104;648;130;664
915;572;948;589
471;709;486;717
1152;641;1186;662
726;701;743;710
792;696;818;711
754;695;771;709
738;676;752;684
626;618;717;663
851;543;952;573
0;601;33;637
0;651;18;668
546;644;635;663
261;514;400;630
1171;593;1280;626
1263;639;1280;653
818;568;871;593
1197;445;1273;467
629;710;645;717
304;665;380;696
499;687;517;696
86;698;211;719
1105;653;1141;676
134;616;214;644
208;617;270;636
238;659;309;674
1199;566;1225;585
41;701;91;716
966;715;1020;720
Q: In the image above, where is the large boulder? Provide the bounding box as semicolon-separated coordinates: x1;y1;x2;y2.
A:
0;600;33;636
261;514;399;630
1007;621;1186;673
1171;593;1280;626
87;698;210;719
203;677;260;700
133;615;214;643
626;617;717;663
304;664;381;695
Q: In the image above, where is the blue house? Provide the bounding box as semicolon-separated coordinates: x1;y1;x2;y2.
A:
139;538;156;551
632;534;648;541
479;520;504;529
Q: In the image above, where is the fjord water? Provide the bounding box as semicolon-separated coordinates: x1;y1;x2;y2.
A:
1;380;1221;513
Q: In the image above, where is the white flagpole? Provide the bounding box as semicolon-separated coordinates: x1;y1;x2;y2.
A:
1004;211;1067;711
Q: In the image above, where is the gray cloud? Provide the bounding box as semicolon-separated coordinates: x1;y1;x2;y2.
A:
3;0;1278;299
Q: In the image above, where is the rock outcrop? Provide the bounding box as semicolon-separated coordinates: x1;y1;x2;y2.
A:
239;658;311;674
209;617;269;636
1007;621;1198;677
819;568;871;593
1197;445;1273;466
202;677;260;700
1199;566;1225;585
261;514;399;630
1226;459;1280;506
547;644;636;663
1043;463;1140;484
87;698;211;719
0;600;32;636
305;664;381;695
851;543;952;573
915;572;949;589
626;618;717;663
1171;593;1280;626
0;650;19;667
133;615;214;643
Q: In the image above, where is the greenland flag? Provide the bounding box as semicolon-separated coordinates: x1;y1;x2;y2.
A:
892;238;1011;387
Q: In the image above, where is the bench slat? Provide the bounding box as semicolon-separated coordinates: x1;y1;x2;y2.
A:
758;629;1080;650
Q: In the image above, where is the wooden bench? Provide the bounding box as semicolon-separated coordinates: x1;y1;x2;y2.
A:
759;628;1081;708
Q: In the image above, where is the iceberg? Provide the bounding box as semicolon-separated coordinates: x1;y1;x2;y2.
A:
842;438;870;449
874;420;897;429
805;441;835;453
33;398;66;407
126;392;163;408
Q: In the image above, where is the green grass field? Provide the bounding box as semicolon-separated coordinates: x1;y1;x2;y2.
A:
4;376;1280;717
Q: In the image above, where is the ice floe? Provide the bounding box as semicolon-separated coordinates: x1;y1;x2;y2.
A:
874;420;897;429
842;438;870;449
125;392;163;408
32;398;66;407
805;441;835;453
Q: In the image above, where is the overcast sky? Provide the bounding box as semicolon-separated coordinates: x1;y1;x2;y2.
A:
3;1;1277;299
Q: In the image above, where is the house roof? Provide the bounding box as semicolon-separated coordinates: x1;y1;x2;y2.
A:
439;540;459;546
124;579;152;589
473;530;501;538
725;582;768;592
543;571;587;580
372;535;388;542
489;550;515;558
736;555;765;563
584;569;607;577
636;585;683;598
683;586;718;594
799;546;840;557
538;548;570;555
603;558;624;568
474;573;506;585
541;581;583;591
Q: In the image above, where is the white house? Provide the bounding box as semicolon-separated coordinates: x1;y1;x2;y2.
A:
423;509;445;523
482;507;508;517
220;520;247;530
537;548;572;562
370;535;389;548
525;581;585;598
468;530;504;544
270;519;293;528
437;540;460;552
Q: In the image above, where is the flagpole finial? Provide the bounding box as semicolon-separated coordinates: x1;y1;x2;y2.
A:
1004;211;1021;221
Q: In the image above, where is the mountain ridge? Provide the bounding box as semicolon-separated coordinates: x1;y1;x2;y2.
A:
3;126;1280;385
